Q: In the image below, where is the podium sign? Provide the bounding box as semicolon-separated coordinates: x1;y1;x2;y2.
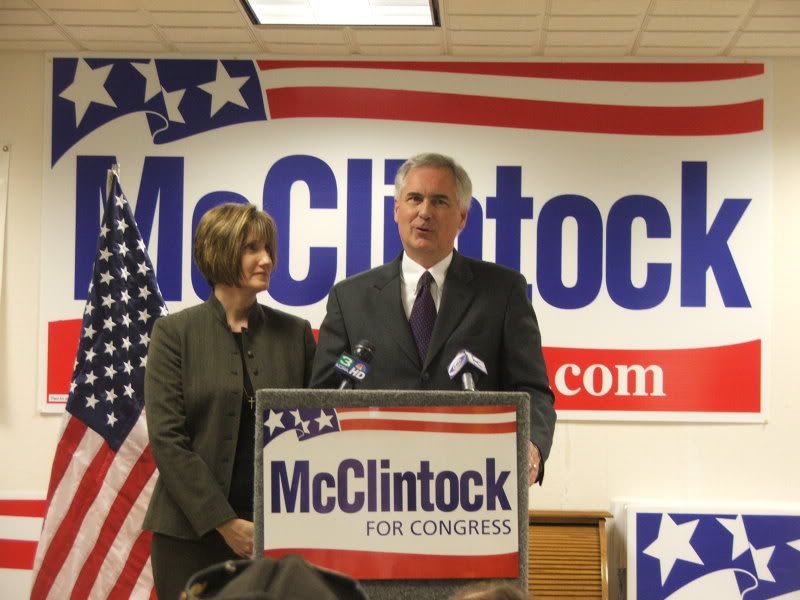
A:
255;390;530;597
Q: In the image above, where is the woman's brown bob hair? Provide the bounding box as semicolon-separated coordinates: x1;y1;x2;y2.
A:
193;203;277;288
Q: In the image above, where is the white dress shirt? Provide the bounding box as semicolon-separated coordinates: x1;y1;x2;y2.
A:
400;252;453;319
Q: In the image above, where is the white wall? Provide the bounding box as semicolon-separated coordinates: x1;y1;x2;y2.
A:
2;51;799;594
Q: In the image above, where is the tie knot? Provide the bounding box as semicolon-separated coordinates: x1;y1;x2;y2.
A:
418;271;434;291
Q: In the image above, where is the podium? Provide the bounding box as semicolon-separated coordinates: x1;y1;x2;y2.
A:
254;389;531;600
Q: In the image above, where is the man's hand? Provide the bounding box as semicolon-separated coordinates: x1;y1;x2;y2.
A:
216;518;254;558
528;441;541;486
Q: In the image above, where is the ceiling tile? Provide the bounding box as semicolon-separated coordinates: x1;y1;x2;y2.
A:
359;44;444;55
161;26;251;42
150;11;245;27
646;15;741;30
255;27;346;44
447;15;541;30
546;30;637;45
652;0;752;16
80;39;169;51
543;45;631;56
737;30;800;45
635;45;725;55
0;8;50;23
0;0;38;8
354;27;442;45
450;29;534;45
446;0;543;16
639;30;733;46
0;39;76;49
36;0;138;9
172;41;260;52
264;42;351;55
49;9;149;26
551;0;649;16
0;24;64;39
450;44;533;56
66;25;158;41
547;15;640;30
753;0;800;16
140;0;238;11
730;45;800;54
744;16;800;31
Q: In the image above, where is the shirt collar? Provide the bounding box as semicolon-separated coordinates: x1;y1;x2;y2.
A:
401;251;453;292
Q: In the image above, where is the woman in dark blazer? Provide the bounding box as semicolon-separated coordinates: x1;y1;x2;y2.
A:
143;203;315;600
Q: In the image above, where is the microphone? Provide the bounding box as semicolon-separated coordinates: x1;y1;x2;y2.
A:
334;339;376;390
447;349;487;391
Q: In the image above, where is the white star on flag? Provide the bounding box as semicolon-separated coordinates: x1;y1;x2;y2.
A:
643;514;704;584
104;364;117;379
103;317;115;332
198;60;250;117
121;336;132;350
116;219;129;233
101;294;115;308
83;324;96;339
106;413;118;427
139;332;150;346
290;409;302;426
163;87;187;124
751;544;776;582
105;388;117;403
114;193;126;208
58;59;117;125
138;309;150;323
123;384;135;398
84;371;97;385
118;241;129;255
85;348;96;362
99;271;113;285
85;394;99;409
99;247;112;261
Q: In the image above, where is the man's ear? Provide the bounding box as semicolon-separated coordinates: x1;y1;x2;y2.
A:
393;198;400;223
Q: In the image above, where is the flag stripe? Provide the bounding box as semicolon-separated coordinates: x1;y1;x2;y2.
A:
257;60;764;82
265;548;518;579
30;440;114;600
0;539;38;570
335;405;515;415
71;446;156;599
266;87;764;136
0;500;47;518
104;530;154;599
45;416;87;504
339;419;517;434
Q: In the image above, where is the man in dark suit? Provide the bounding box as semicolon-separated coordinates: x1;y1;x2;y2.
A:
310;153;555;485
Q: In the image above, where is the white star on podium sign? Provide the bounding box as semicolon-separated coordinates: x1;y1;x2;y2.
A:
643;513;704;584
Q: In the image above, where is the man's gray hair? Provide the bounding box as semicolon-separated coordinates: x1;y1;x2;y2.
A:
394;152;473;211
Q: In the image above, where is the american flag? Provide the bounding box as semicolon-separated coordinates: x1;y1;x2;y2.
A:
634;510;800;599
263;405;518;446
31;171;166;599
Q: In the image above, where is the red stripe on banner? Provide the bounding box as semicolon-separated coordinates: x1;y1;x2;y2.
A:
30;441;115;600
47;319;83;400
46;416;87;504
106;529;154;600
71;447;156;599
266;87;763;136
339;419;517;434
0;539;38;570
0;499;47;518
336;405;515;415
545;340;761;413
265;548;518;579
257;60;764;82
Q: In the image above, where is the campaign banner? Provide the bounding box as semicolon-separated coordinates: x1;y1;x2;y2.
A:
627;504;800;599
40;57;771;421
261;405;519;579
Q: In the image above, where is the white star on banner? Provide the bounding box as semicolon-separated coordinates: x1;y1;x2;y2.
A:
315;410;334;430
83;324;96;339
59;59;117;125
107;412;118;427
114;193;126;208
789;539;800;552
116;219;129;234
197;60;250;117
137;261;150;275
120;289;131;303
751;544;776;582
84;302;94;316
103;341;115;356
121;314;132;327
139;332;150;346
101;294;114;308
131;60;161;102
717;515;750;560
163;87;187;124
121;336;132;350
139;286;151;300
265;410;285;435
105;388;117;403
123;384;135;398
138;309;150;323
290;409;302;426
99;247;112;262
122;360;133;375
84;371;97;385
85;394;99;409
103;317;115;332
99;271;113;285
300;420;310;434
118;241;129;255
85;348;96;362
119;266;130;280
104;364;117;379
99;224;109;238
643;514;704;585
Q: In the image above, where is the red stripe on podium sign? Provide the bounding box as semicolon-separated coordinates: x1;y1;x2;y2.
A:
546;340;760;413
265;548;518;580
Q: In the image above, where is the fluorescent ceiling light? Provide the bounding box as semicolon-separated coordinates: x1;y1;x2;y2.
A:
244;0;438;26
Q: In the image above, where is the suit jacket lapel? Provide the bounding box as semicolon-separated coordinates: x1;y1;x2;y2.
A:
374;256;421;367
425;251;475;369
